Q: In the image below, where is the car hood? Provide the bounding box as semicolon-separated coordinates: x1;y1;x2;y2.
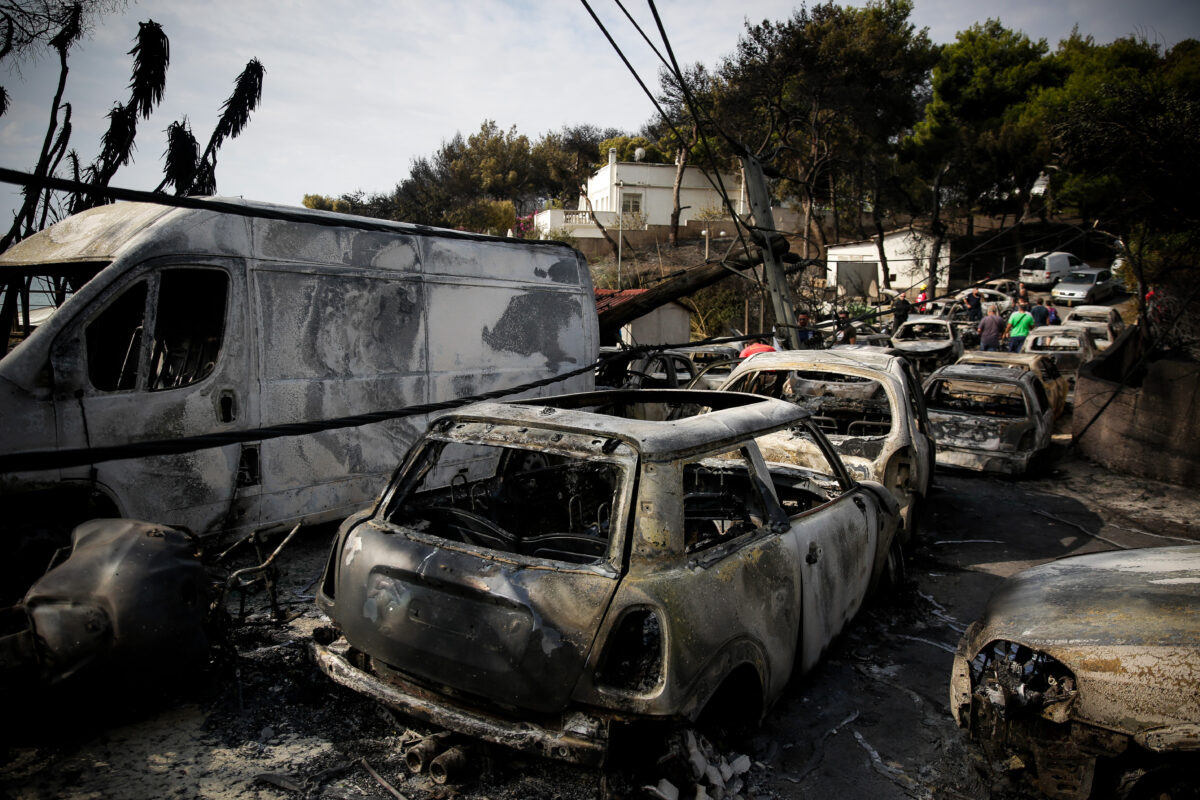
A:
1053;281;1094;292
965;546;1200;740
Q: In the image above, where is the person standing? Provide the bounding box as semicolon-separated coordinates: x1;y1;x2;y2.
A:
892;295;912;330
832;310;857;345
794;311;824;349
916;284;928;313
1005;302;1035;352
1030;297;1050;327
964;288;983;322
977;304;1005;351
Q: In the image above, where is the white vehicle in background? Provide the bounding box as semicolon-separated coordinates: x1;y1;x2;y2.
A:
954;287;1013;315
714;349;935;541
1018;251;1085;289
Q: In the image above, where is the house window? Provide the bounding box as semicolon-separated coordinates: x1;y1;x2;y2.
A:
621;193;642;214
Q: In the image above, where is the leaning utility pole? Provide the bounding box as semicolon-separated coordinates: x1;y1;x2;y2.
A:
740;153;801;350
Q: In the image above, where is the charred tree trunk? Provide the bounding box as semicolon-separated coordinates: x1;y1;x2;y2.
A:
668;137;691;248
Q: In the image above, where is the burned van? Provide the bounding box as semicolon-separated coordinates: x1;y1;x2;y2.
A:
0;200;596;596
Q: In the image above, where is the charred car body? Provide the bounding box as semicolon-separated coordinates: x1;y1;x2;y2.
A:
312;390;900;764
923;364;1053;475
1022;325;1099;386
713;350;934;541
890;317;964;377
956;351;1070;419
1062;305;1126;351
951;546;1200;800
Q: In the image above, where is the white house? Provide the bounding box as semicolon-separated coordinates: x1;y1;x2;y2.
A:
824;229;950;301
534;148;748;239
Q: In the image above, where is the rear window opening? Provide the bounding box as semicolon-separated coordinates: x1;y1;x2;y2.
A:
927;379;1028;419
1028;335;1083;352
385;439;624;566
725;369;893;457
894;323;950;341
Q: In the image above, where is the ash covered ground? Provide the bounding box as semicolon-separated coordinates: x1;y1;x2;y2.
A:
2;441;1196;800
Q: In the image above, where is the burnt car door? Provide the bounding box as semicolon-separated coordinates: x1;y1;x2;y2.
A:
49;260;258;532
766;423;883;673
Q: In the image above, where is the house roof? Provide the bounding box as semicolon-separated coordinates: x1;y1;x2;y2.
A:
594;288;689;315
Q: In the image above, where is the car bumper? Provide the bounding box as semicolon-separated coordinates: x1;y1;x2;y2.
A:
934;445;1033;475
311;636;611;765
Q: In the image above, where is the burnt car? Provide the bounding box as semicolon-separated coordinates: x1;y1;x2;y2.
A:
951;546;1200;800
312;390;900;764
956;351;1070;418
1022;326;1099;386
923;364;1053;475
1062;305;1126;351
714;349;935;541
890;317;964;377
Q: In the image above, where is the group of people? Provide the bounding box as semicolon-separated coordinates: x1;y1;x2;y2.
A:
970;284;1060;352
737;279;1066;358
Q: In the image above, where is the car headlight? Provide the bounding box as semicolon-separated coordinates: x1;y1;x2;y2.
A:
970;640;1077;722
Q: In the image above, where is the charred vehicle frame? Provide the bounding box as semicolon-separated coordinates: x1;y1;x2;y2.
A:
951;546;1200;800
312;390;901;765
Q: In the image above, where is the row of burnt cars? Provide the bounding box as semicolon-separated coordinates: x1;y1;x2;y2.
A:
9;298;1191;800
307;303;1196;800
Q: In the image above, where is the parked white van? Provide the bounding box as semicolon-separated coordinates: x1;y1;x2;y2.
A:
1018;251;1084;289
0;200;597;592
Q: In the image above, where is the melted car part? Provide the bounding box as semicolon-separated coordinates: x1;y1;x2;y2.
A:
0;519;208;686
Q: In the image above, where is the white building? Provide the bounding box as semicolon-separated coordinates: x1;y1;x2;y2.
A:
825;229;950;301
533;148;748;239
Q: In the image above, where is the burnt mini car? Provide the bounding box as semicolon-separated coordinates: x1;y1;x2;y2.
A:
714;350;934;541
312;390;900;764
923;364;1053;475
890;316;964;377
951;546;1200;800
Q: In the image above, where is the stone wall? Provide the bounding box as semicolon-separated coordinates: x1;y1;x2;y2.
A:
1073;326;1200;486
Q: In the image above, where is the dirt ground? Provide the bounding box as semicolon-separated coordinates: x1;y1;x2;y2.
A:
3;428;1197;800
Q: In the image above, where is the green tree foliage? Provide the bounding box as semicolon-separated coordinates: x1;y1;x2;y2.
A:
908;19;1056;228
713;0;937;251
530;123;623;207
316;121;629;233
1047;37;1200;315
595;134;666;165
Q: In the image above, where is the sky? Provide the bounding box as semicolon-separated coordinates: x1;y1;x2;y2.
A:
3;0;1199;223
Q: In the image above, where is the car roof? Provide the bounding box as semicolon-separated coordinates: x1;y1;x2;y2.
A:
731;348;902;371
1061;267;1104;275
1029;325;1093;340
958;352;1046;368
448;389;810;463
1067;305;1114;315
927;363;1032;385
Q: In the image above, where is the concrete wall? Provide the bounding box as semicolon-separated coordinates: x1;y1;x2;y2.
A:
1073;326;1200;486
